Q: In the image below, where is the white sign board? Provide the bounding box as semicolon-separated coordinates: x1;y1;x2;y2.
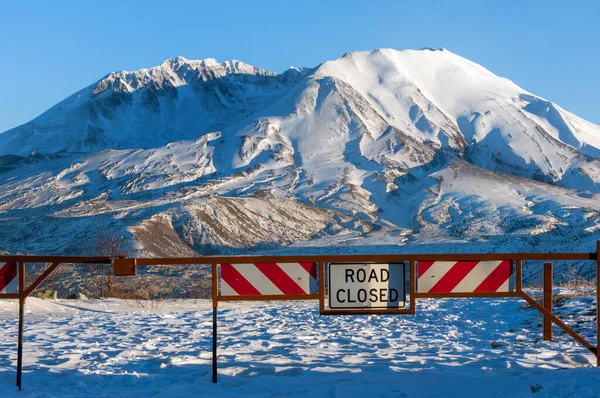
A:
328;263;406;309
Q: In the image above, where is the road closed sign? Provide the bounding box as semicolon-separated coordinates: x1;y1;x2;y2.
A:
328;263;406;309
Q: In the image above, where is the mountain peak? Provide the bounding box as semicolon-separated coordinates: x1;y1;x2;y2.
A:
419;47;447;52
91;56;275;96
2;48;600;176
155;56;272;76
158;56;220;71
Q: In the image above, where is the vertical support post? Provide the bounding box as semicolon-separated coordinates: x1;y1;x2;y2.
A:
543;262;553;341
516;259;522;293
16;261;25;390
212;263;218;383
596;241;600;367
22;264;26;305
212;306;217;383
409;260;416;314
318;258;325;315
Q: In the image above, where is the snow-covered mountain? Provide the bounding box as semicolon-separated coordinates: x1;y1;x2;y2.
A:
1;48;599;266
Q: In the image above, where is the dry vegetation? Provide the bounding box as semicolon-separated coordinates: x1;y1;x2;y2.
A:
520;266;596;312
26;222;212;304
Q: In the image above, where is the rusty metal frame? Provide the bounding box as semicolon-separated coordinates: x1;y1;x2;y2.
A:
218;294;320;302
511;259;598;357
132;250;600;370
0;257;112;300
406;255;599;360
409;260;416;314
16;262;24;390
0;293;20;300
211;263;218;384
0;256;113;264
209;260;320;383
519;290;595;353
543;262;553;341
414;291;522;298
128;252;596;266
0;248;598;390
0;256;112;390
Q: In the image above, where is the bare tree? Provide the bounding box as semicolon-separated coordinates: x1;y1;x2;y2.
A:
91;219;128;298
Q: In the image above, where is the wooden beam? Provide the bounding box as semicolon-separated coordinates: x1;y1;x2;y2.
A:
543;262;553;341
0;256;111;264
409;260;416;314
516;259;523;293
319;258;325;315
218;294;320;302
131;252;596;266
321;308;412;316
414;292;521;299
24;263;61;298
521;291;595;354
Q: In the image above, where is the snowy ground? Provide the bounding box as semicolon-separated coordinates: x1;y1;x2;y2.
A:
0;293;599;397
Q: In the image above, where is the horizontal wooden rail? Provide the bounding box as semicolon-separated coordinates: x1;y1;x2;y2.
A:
0;253;595;266
132;252;596;266
0;256;112;264
218;294;320;302
414;292;522;299
321;308;413;316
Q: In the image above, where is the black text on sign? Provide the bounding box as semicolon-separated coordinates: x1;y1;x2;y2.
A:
328;263;406;309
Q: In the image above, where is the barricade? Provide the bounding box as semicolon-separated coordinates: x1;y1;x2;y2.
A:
0;243;598;389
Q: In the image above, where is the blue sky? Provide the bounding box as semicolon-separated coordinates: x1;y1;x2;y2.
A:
0;0;598;132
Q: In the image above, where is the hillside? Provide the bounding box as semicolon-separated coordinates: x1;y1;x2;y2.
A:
0;48;599;271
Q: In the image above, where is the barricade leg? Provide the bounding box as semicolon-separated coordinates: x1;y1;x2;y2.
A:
543;262;553;341
16;296;24;390
212;305;217;383
16;261;25;390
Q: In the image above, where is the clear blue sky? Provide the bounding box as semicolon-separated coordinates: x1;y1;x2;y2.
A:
1;0;598;133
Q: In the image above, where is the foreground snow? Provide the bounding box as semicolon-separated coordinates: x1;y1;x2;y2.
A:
0;294;598;397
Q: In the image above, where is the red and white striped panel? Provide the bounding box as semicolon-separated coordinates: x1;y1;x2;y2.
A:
417;260;512;293
0;262;17;294
220;263;317;296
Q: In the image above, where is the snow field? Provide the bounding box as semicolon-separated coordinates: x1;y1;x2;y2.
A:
0;294;599;397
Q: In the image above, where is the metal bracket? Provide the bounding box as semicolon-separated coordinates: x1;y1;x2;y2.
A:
113;258;137;276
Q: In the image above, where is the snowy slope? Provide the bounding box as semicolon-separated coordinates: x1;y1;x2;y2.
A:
0;48;599;265
0;57;303;154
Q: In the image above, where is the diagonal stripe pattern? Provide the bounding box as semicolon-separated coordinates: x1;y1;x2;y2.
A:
0;262;18;294
417;260;512;293
220;263;318;296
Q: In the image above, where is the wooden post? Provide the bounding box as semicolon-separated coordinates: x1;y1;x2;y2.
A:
212;263;218;383
596;241;600;367
318;258;325;315
212;306;217;383
22;264;26;305
516;259;522;293
543;262;553;341
409;260;416;314
16;261;25;390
